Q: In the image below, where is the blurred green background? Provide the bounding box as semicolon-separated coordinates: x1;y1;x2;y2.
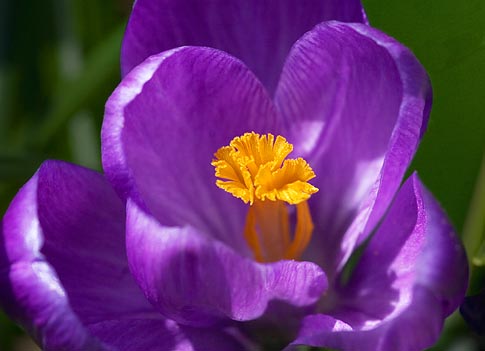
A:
0;0;484;350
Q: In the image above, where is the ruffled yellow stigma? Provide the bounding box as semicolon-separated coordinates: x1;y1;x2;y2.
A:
212;132;319;262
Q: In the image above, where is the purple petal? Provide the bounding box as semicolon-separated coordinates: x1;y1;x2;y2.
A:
103;46;279;252
286;288;444;351
0;261;103;350
0;163;102;350
287;174;468;351
125;199;327;327
1;170;41;267
88;319;245;351
121;0;367;94
0;160;155;349
36;161;155;323
275;22;432;280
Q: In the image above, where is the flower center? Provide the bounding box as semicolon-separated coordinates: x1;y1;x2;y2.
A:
212;132;318;262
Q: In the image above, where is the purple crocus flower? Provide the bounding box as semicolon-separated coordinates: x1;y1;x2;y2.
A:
1;1;468;351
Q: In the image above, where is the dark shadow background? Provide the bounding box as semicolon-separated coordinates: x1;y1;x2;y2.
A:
0;0;484;350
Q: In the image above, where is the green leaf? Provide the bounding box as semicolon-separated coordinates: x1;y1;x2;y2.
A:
463;155;485;267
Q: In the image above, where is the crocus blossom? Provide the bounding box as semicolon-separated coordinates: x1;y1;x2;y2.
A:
0;1;468;351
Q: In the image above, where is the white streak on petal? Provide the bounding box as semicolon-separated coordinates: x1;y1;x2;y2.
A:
31;261;65;297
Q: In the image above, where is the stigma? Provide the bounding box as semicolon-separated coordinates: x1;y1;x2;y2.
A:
212;132;318;262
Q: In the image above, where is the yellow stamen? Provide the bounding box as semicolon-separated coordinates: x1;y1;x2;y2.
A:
212;132;318;262
244;200;291;262
284;201;314;260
